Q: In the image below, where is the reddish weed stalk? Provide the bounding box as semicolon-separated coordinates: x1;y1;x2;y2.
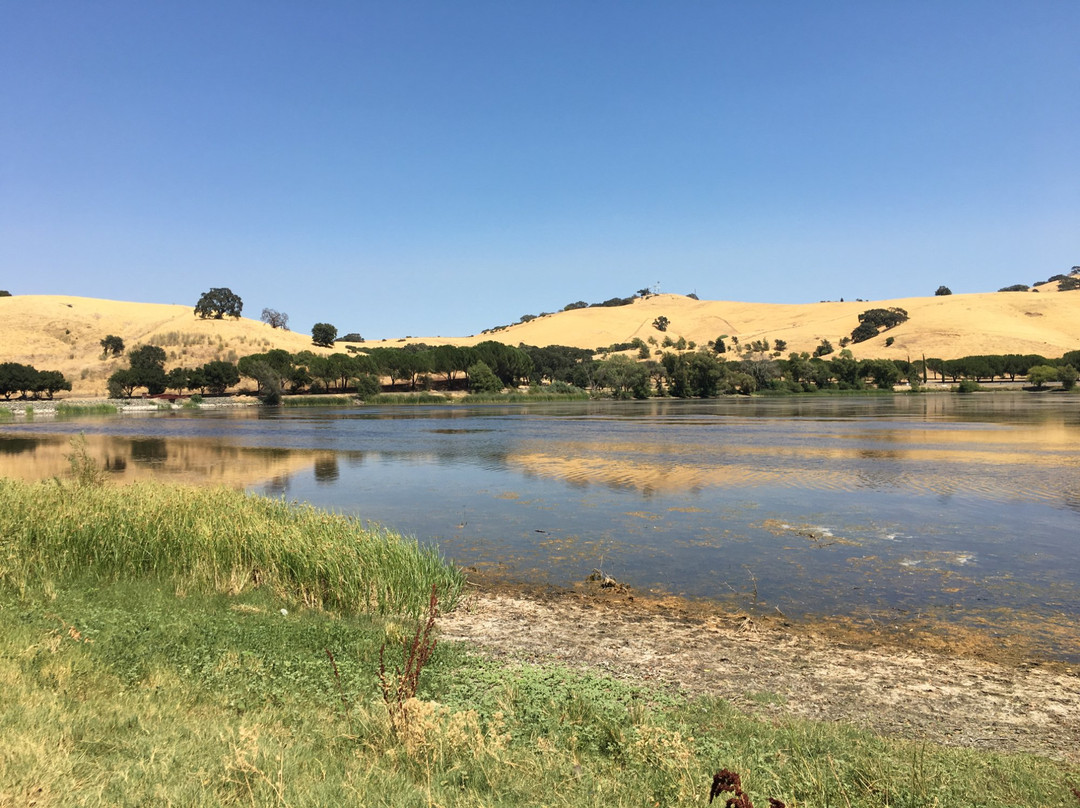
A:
378;584;440;735
709;768;785;808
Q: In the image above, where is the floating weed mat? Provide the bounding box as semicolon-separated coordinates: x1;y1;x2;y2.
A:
0;478;463;617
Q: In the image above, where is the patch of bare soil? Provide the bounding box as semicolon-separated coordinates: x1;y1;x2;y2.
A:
441;581;1080;762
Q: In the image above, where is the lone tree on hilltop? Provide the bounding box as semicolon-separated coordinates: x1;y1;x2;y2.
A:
935;286;952;296
195;287;243;319
260;308;289;330
311;322;338;348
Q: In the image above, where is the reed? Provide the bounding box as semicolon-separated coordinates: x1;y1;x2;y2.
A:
55;402;119;416
282;395;355;407
0;478;462;617
364;393;451;405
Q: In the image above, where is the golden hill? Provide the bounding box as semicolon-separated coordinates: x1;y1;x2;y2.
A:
387;290;1079;362
0;295;328;397
2;289;1077;396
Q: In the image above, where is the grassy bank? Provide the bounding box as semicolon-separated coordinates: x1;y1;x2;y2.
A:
0;476;462;617
1;581;1075;807
0;477;1076;805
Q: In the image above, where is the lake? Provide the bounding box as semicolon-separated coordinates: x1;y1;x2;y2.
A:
2;394;1078;659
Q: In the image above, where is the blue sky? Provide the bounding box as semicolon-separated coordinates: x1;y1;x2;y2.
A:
2;2;1077;339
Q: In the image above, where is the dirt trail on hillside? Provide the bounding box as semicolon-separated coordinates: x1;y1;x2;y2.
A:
441;584;1080;762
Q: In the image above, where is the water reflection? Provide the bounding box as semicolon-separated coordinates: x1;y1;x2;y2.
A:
1;395;1078;658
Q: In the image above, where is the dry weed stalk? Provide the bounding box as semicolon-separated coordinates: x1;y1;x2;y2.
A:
379;584;440;736
708;768;785;808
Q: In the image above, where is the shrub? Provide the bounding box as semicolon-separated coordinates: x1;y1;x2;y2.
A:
957;379;980;393
998;284;1030;292
935;285;952;295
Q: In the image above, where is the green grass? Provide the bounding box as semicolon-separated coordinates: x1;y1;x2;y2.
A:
0;580;1075;807
0;478;462;618
364;392;452;405
463;389;591;403
282;395;355;407
55;402;119;417
0;407;12;422
0;477;1075;806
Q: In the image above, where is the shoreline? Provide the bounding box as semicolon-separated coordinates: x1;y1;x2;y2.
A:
443;579;1080;762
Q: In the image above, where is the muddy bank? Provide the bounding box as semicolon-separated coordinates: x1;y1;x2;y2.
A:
441;582;1080;762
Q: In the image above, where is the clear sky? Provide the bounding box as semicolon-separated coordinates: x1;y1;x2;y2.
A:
2;2;1077;339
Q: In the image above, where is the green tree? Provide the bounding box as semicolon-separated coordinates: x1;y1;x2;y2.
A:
127;345;168;395
0;362;38;399
935;286;952;296
201;360;240;394
107;368;138;398
1027;365;1059;389
467;361;503;393
851;307;909;343
1058;365;1078;391
33;370;71;399
595;355;649;399
814;339;834;357
100;335;125;357
165;367;190;395
652;316;670;332
194;287;243;319
0;290;11;297
312;322;338;347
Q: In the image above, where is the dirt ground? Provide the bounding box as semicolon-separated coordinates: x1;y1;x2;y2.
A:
441;580;1080;763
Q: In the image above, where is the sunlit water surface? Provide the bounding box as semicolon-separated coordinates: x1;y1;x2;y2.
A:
3;395;1078;658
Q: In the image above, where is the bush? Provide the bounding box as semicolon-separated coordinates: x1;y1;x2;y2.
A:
956;379;980;393
935;286;952;296
998;284;1030;292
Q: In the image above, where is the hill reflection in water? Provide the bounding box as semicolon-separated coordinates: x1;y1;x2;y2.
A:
1;395;1078;659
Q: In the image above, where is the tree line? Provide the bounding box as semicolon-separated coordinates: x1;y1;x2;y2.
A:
97;340;1080;402
0;363;72;400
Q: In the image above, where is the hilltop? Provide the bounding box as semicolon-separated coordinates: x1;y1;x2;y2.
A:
1;286;1077;396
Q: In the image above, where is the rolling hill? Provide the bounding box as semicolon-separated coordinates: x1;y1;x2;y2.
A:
1;287;1077;396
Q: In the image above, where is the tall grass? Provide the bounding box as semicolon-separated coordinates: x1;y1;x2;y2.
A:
0;478;463;617
364;392;451;405
282;395;355;407
0;407;13;422
55;402;119;416
462;388;590;403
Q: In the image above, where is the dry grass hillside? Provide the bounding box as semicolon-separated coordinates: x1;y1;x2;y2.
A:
383;289;1079;362
2;286;1078;396
0;296;330;396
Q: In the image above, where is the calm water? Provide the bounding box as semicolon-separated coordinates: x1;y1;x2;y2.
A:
3;395;1078;657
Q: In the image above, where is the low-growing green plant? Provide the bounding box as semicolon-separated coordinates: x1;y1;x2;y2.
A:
957;379;981;393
